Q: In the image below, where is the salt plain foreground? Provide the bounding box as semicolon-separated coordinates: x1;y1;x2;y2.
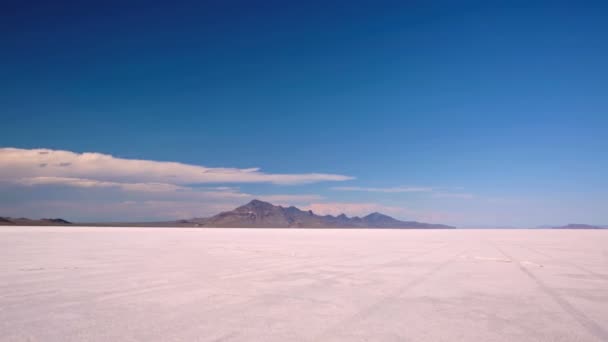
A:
1;227;607;342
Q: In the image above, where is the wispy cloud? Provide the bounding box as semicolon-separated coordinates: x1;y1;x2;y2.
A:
14;176;188;192
303;202;405;217
332;185;474;200
432;192;474;199
0;148;354;185
8;175;325;202
258;194;324;204
331;186;433;193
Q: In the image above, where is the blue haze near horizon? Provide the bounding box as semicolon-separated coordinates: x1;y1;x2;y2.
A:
1;1;607;226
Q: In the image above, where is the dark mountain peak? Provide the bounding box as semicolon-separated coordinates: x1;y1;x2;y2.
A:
244;199;274;208
233;200;282;217
363;212;399;223
364;212;391;220
337;213;348;219
361;212;405;228
41;218;72;224
0;217;14;224
233;199;279;215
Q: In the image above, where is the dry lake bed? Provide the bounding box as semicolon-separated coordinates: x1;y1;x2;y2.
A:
1;227;607;341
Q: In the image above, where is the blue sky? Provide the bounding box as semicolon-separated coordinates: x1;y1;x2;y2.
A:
1;1;607;226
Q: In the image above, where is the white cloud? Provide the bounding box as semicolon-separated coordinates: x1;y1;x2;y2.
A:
0;147;353;185
14;176;187;192
331;186;434;193
258;194;324;204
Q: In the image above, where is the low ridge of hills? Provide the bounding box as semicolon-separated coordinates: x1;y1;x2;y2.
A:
182;199;454;229
551;223;605;229
0;217;72;226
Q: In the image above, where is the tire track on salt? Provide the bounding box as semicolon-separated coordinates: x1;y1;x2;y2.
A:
491;242;608;341
313;246;466;340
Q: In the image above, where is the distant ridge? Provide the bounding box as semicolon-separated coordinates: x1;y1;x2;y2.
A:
188;199;454;229
0;217;72;226
551;223;605;229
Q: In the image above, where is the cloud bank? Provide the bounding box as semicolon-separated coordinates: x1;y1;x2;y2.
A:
0;147;354;186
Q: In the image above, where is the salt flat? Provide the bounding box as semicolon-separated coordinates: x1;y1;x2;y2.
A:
1;227;607;341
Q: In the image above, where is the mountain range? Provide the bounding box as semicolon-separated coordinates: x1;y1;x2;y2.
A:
180;200;454;228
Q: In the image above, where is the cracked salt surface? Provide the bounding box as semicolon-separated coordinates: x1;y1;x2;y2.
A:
1;227;607;341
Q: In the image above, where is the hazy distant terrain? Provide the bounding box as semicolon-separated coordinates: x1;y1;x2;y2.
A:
1;227;607;341
1;200;455;229
551;224;606;229
4;200;607;229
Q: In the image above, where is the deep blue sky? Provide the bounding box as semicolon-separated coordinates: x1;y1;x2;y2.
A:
1;1;607;226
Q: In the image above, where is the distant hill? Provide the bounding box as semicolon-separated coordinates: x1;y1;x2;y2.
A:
0;217;13;224
0;217;72;226
551;223;605;229
189;199;454;229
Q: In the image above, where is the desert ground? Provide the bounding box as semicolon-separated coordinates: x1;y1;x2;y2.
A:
1;227;607;341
